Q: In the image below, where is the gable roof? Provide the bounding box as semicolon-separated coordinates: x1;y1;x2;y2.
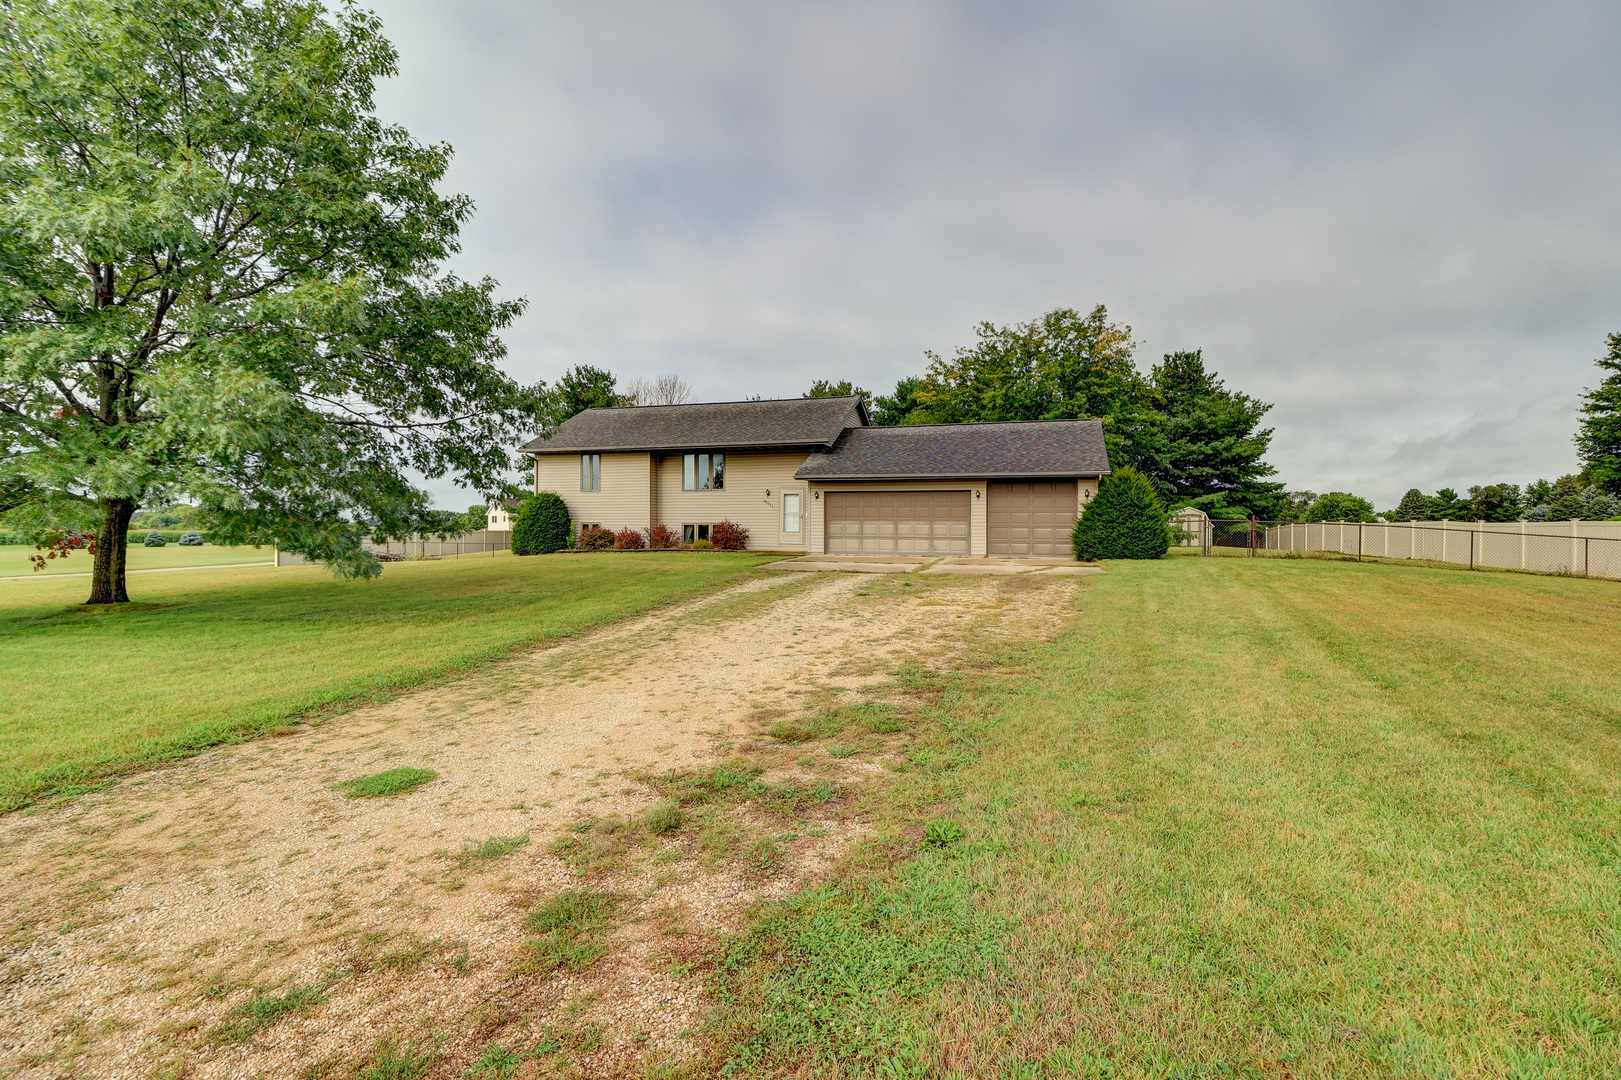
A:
522;397;867;453
794;419;1110;480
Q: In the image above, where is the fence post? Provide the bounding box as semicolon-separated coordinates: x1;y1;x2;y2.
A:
1358;523;1363;562
1586;536;1591;578
1469;528;1475;571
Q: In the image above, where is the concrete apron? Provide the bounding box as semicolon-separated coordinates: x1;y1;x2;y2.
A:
760;554;1103;576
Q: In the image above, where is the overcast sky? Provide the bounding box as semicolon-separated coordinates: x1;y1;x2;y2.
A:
366;1;1621;510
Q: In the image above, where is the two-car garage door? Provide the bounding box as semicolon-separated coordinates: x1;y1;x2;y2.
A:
824;491;970;555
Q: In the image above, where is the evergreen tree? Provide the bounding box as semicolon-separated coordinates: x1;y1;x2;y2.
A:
1392;489;1431;521
1577;333;1621;494
1123;350;1284;517
871;377;925;426
1072;466;1170;560
1427;488;1468;520
1547;476;1585;520
512;492;571;555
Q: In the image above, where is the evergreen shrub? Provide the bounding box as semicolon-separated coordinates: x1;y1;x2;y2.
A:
144;531;167;547
512;492;572;555
1072;466;1171;560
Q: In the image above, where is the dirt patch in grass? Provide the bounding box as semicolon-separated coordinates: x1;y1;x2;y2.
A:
0;568;1080;1078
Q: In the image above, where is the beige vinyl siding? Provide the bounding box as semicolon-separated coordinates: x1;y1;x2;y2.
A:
807;480;988;556
654;451;809;549
533;452;652;532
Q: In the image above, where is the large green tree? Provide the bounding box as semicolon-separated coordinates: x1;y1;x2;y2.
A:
1301;492;1375;523
1121;349;1284;517
1577;333;1621;494
908;306;1142;448
0;0;544;603
803;378;870;404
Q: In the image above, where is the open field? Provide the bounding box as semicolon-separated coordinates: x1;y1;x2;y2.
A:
0;542;274;578
710;556;1621;1077
0;552;771;810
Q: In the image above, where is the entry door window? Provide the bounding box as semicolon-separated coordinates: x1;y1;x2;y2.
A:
782;492;802;534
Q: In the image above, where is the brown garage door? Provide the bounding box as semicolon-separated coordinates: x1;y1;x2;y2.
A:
824;490;970;555
987;481;1078;556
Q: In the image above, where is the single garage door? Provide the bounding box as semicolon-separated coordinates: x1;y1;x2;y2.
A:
824;490;970;555
987;481;1078;556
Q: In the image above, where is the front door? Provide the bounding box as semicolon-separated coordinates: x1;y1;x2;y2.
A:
781;490;804;546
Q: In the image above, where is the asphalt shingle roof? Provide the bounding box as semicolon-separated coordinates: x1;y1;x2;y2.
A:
522;397;866;453
794;419;1110;479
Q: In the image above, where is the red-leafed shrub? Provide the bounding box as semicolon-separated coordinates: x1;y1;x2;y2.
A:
710;520;749;550
577;525;614;551
647;523;680;550
613;527;647;550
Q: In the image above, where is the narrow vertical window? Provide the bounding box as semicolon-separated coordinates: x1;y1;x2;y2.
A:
711;453;725;489
782;492;801;534
683;454;697;490
697;453;711;490
581;454;600;491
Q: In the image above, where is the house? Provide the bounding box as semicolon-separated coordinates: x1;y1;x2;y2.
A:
519;396;1110;557
485;498;522;532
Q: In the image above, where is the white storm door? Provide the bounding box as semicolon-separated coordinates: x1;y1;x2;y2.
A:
782;492;803;543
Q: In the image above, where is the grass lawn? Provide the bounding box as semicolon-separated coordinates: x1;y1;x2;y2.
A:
0;552;770;810
715;556;1621;1078
0;542;274;578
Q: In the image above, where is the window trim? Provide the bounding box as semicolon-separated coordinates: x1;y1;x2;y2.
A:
681;452;725;491
682;523;712;543
580;453;601;491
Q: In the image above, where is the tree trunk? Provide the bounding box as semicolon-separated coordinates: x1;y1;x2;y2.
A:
86;498;137;605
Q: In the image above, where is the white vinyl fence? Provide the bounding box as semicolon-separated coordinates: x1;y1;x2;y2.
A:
1264;520;1621;581
275;528;512;566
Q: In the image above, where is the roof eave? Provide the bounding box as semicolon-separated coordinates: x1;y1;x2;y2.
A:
525;440;836;455
795;469;1110;481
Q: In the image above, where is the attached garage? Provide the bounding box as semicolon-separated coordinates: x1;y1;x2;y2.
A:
824;490;970;555
987;481;1078;557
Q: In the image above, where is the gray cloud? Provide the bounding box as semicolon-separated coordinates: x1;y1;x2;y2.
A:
370;0;1621;509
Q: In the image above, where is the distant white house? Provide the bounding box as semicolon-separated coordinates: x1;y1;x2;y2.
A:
486;498;522;532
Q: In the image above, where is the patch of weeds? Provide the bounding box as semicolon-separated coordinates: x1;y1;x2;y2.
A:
552;817;637;873
698;818;744;860
337;768;438;799
745;837;784;877
467;1042;521;1079
922;820;966;848
360;1040;437;1080
349;932;462;975
644;802;685;836
826;745;859;758
518;890;622;974
449;833;530;868
209;982;324;1044
768;713;845;743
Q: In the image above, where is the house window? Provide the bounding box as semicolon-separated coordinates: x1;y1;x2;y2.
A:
682;452;724;490
580;454;600;491
682;524;711;543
